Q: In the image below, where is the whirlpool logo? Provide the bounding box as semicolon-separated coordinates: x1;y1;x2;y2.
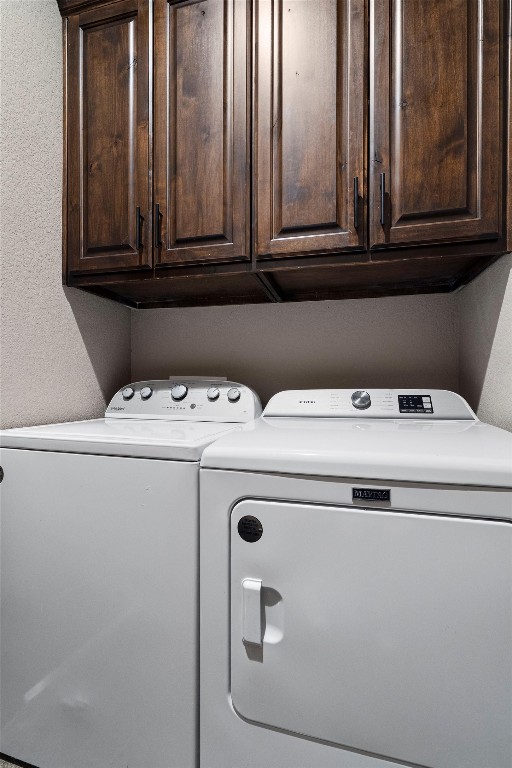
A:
353;488;391;502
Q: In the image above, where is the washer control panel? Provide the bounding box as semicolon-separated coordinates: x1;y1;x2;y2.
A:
263;389;476;421
106;379;262;422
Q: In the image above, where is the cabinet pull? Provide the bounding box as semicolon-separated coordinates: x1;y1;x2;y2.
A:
136;206;143;250
353;177;359;231
154;203;163;247
380;172;386;227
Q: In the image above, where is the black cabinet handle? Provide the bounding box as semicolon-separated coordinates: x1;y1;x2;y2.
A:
380;172;386;227
154;203;163;247
136;206;143;250
353;176;359;231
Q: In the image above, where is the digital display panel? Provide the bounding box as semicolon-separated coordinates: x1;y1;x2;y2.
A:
398;395;433;414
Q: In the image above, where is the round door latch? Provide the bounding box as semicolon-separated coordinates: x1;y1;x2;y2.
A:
0;466;4;483
238;515;263;543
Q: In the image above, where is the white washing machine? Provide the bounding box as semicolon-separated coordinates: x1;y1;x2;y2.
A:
200;389;512;768
0;378;261;768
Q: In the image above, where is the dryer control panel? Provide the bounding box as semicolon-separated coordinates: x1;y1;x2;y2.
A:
106;379;262;422
263;389;476;420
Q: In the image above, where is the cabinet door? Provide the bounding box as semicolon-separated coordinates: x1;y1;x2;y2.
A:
154;0;250;267
254;0;366;259
66;0;151;274
370;0;502;249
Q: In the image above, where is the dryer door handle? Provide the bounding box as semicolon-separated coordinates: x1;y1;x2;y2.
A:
242;578;262;646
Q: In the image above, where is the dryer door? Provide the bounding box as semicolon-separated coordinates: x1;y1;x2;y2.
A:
230;500;512;768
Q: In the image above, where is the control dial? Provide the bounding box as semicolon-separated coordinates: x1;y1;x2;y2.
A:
171;384;188;401
227;387;241;403
122;387;135;401
351;390;371;410
207;387;220;402
140;386;153;400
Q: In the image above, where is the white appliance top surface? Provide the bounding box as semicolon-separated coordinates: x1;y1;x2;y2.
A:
0;418;241;461
201;390;512;488
0;379;262;460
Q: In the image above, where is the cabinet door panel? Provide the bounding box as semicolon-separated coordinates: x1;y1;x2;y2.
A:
370;0;502;249
66;0;151;273
254;0;366;259
154;0;249;266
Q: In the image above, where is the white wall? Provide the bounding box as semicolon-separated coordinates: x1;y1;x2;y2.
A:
0;0;131;429
459;254;512;432
131;294;459;405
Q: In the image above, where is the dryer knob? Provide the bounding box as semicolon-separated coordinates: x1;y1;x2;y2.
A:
207;387;220;402
140;386;153;401
351;390;371;410
227;387;241;403
122;387;135;400
171;384;188;401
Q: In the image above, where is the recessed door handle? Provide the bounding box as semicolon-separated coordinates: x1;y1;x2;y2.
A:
242;578;262;646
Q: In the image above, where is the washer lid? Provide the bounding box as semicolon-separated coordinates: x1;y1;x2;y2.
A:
201;416;512;488
0;419;242;461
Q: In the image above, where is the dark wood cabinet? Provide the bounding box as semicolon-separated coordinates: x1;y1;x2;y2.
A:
59;0;510;307
153;0;250;267
370;0;502;251
254;0;366;259
65;0;152;274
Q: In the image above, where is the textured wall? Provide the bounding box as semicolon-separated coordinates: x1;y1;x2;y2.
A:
459;254;512;432
0;0;131;429
131;294;459;405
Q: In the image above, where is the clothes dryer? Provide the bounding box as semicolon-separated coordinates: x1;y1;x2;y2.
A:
0;378;261;768
200;389;512;768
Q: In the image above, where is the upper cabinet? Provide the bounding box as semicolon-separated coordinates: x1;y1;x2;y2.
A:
59;0;510;307
370;0;502;250
65;0;152;274
153;0;250;267
254;0;366;259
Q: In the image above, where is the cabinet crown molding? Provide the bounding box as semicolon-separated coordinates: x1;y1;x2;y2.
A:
57;0;126;16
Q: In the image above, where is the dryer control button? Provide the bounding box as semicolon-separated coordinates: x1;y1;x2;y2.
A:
207;387;220;402
171;384;188;401
351;390;371;410
122;387;135;400
227;387;241;403
140;386;153;400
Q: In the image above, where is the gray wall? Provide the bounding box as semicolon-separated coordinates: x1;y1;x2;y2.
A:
0;0;131;429
131;279;512;431
459;254;512;432
131;294;459;405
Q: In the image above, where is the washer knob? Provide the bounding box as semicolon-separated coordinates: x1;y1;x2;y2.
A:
140;386;153;400
122;387;135;401
227;387;241;403
351;390;371;410
171;384;188;401
207;387;220;402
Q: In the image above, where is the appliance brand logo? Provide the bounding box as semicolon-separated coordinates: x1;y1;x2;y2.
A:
352;488;391;502
110;406;125;411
